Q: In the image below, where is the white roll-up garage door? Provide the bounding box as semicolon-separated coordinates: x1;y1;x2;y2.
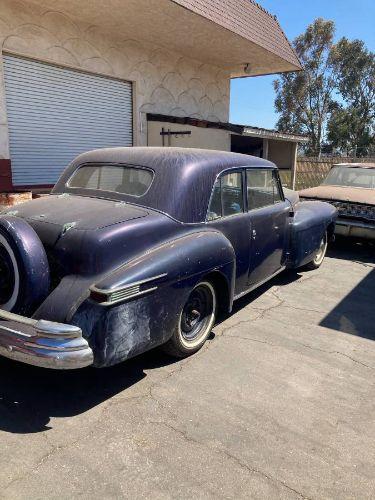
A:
3;55;133;186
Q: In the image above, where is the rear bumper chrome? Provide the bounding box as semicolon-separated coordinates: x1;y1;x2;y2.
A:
0;309;93;369
335;219;375;240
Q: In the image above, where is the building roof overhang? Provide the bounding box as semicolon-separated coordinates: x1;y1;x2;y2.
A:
242;125;309;143
147;114;308;143
34;0;302;77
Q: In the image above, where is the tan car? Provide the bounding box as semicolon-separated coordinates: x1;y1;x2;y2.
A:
299;163;375;240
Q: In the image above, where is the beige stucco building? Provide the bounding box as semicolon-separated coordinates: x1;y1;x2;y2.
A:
0;0;301;190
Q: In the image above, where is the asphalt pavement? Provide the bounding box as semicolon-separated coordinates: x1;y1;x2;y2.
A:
0;239;374;499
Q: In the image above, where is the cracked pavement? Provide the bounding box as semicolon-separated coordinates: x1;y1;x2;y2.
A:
0;240;374;499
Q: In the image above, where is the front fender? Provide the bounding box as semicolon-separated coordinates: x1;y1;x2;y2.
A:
288;200;337;268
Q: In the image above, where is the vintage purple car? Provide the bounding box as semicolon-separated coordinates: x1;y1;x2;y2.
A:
0;148;337;369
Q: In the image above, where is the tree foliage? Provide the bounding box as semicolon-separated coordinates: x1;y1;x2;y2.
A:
274;19;375;157
328;38;375;156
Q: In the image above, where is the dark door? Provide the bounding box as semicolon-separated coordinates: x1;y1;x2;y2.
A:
206;170;251;295
246;168;290;286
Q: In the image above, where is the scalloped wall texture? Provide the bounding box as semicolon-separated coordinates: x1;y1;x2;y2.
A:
0;0;231;158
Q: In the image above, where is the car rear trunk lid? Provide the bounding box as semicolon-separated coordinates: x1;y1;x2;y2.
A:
6;195;148;230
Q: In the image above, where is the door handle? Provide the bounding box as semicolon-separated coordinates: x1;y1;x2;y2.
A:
252;229;257;239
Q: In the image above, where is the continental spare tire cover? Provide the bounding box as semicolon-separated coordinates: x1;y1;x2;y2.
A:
0;215;50;315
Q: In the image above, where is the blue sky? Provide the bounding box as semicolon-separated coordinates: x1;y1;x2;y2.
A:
229;0;375;129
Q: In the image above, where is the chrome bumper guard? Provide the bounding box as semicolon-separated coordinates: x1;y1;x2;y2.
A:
0;310;93;369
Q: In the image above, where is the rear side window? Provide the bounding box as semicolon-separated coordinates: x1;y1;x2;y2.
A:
68;164;153;197
246;169;283;210
207;172;244;220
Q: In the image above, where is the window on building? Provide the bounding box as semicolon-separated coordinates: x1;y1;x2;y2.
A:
246;169;283;210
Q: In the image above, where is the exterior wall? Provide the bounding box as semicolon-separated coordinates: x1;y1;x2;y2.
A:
148;121;231;151
0;0;230;164
267;139;295;169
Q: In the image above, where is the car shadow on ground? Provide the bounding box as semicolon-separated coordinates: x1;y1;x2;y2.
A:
0;239;372;435
0;269;302;436
321;238;375;340
0;350;177;434
327;237;375;265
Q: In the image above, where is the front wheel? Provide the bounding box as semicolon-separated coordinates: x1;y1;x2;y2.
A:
162;281;217;358
305;231;328;270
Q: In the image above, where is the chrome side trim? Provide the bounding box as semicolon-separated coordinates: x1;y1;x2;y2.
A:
92;286;158;306
234;266;286;301
90;273;167;306
91;273;167;295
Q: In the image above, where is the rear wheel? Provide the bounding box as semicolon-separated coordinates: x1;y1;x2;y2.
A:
305;231;328;270
162;281;217;358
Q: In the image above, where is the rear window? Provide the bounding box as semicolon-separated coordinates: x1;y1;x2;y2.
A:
68;164;154;197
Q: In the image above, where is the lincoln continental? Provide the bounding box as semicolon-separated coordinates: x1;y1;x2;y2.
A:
0;148;337;369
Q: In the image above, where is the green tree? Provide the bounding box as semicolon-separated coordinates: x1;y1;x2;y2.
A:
328;39;375;156
327;106;374;157
274;18;337;156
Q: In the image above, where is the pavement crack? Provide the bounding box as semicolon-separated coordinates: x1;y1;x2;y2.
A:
149;420;313;500
293;341;374;370
224;334;273;346
222;336;374;370
220;318;260;336
219;448;314;500
332;351;374;370
3;362;190;492
2;402;111;492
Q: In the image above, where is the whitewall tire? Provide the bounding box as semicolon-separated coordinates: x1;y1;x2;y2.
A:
0;233;20;311
162;281;217;358
306;231;328;270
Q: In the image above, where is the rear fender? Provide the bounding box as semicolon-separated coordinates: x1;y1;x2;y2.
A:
288;201;337;268
93;229;236;303
70;230;236;367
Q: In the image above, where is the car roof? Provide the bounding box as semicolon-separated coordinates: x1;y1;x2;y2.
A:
333;162;375;169
53;147;276;223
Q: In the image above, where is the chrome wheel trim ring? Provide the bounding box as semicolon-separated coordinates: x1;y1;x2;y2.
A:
314;233;327;266
178;281;216;349
0;234;20;311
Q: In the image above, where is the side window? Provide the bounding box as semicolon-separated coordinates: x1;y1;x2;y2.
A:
221;172;244;217
273;171;283;203
207;179;221;220
246;169;283;210
207;172;244;220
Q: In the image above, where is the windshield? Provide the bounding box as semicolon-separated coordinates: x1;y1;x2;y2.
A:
68;164;154;197
323;166;375;189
